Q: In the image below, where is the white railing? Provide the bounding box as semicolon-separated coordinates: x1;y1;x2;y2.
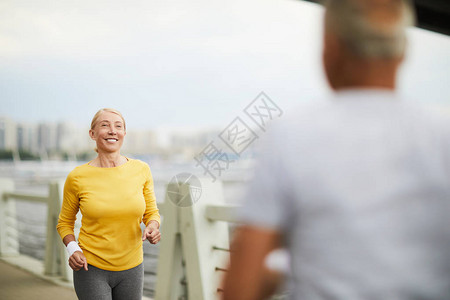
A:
154;179;239;300
0;177;239;300
0;178;74;281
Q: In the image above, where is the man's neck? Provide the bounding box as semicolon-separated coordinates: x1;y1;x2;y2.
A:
332;57;400;91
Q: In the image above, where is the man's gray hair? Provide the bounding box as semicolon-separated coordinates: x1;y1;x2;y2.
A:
324;0;415;58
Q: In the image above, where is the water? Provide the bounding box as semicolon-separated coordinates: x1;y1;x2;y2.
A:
0;160;251;298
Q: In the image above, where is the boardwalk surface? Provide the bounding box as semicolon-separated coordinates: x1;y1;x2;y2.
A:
0;259;78;300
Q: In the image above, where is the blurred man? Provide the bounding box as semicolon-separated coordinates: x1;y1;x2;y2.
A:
222;0;450;299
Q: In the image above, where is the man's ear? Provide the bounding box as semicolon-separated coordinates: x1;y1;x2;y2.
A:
89;129;96;140
323;28;343;90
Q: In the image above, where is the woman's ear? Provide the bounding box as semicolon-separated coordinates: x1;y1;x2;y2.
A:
89;129;96;140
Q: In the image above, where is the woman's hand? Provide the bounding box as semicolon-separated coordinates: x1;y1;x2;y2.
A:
69;251;88;271
142;221;161;244
64;234;88;271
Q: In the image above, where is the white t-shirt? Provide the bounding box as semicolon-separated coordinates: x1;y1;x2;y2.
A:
240;89;450;300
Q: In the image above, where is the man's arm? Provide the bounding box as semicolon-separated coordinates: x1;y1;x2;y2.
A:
221;225;283;300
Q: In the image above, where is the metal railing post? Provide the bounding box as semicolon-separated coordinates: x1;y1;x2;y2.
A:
154;179;230;300
44;180;67;278
154;186;188;300
179;180;230;300
0;178;18;257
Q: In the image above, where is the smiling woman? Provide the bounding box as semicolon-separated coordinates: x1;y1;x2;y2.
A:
89;108;127;157
56;108;161;300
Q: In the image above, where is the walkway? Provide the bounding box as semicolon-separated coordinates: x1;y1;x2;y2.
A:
0;259;77;300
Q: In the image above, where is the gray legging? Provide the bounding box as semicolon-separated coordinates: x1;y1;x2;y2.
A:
73;263;143;300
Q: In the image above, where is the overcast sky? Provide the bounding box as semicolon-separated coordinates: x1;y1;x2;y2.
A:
1;0;449;131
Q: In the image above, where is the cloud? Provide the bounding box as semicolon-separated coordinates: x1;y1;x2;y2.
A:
0;0;448;128
0;0;323;59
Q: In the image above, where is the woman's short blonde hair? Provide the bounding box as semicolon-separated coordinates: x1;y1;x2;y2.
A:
90;108;126;131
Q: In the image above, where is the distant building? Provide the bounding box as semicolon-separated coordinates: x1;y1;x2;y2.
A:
37;123;58;156
16;123;37;153
122;129;159;155
70;125;92;154
167;128;224;160
0;117;17;151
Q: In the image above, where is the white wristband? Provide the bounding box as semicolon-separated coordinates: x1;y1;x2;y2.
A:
66;241;83;257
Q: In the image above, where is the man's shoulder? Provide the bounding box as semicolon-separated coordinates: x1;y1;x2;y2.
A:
265;99;333;134
398;102;450;132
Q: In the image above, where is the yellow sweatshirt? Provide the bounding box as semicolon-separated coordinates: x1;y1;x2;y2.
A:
56;158;160;271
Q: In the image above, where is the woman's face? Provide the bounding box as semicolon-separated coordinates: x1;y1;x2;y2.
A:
89;111;126;154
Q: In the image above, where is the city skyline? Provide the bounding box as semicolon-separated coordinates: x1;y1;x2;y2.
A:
0;115;251;161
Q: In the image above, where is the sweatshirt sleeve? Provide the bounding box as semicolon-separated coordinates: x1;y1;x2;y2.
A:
142;164;161;227
56;171;80;240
